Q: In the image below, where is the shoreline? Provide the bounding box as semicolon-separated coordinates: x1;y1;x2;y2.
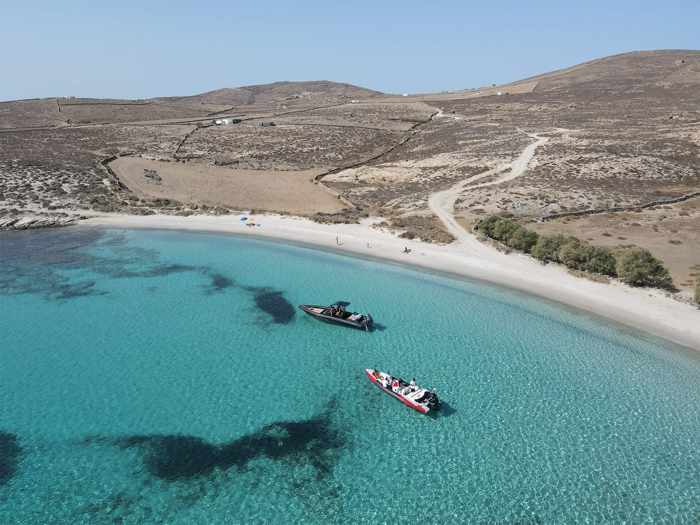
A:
82;212;700;352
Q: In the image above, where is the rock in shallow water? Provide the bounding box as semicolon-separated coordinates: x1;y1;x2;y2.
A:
0;432;22;485
81;403;343;482
0;214;78;231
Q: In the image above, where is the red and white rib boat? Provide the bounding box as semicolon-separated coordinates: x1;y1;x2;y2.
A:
365;368;440;414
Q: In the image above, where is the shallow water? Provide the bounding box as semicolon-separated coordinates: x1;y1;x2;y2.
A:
1;227;699;523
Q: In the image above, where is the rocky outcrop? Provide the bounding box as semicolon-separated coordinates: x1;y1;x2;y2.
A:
0;214;79;231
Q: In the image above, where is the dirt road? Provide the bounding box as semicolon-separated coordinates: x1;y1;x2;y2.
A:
429;131;548;243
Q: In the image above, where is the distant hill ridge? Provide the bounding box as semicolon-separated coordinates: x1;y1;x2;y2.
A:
156;80;382;107
4;50;700;105
508;49;700;93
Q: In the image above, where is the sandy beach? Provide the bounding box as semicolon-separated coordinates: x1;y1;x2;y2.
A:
83;212;700;352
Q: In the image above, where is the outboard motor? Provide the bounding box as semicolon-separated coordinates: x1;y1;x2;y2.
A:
428;391;440;410
363;314;373;331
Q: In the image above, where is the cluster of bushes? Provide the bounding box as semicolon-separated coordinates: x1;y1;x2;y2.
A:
476;215;539;253
614;248;674;290
475;215;674;290
695;279;700;305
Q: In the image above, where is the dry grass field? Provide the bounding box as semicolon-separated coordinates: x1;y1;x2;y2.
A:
111;157;345;215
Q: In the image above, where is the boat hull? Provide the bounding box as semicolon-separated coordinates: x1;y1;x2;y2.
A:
365;369;430;414
299;304;372;331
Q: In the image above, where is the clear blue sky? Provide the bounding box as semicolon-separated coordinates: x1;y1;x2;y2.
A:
2;0;698;101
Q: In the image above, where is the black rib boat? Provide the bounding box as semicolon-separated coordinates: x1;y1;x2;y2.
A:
299;303;373;331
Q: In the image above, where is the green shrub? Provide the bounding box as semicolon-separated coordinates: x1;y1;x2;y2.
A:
557;239;617;276
615;248;674;289
532;234;568;263
582;246;617;276
558;237;588;270
475;215;501;237
695;279;700;305
492;218;520;243
476;216;673;289
506;226;539;253
476;215;526;246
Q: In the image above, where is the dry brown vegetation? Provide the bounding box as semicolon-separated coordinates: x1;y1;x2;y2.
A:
0;125;194;216
0;99;65;129
273;101;436;131
58;99;211;124
1;52;698;283
179;123;402;170
0;81;421;223
325;51;700;285
157;80;381;114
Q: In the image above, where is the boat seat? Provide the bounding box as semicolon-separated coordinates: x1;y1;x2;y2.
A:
407;389;424;400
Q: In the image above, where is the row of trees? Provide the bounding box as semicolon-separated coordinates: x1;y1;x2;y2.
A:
475;215;675;290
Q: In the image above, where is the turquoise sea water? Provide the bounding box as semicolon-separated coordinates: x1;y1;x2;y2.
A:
1;227;699;524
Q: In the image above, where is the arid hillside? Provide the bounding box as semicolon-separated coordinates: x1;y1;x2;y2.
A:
330;50;700;219
322;50;700;287
157;80;381;113
522;49;700;92
0;80;381;128
1;52;698;287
